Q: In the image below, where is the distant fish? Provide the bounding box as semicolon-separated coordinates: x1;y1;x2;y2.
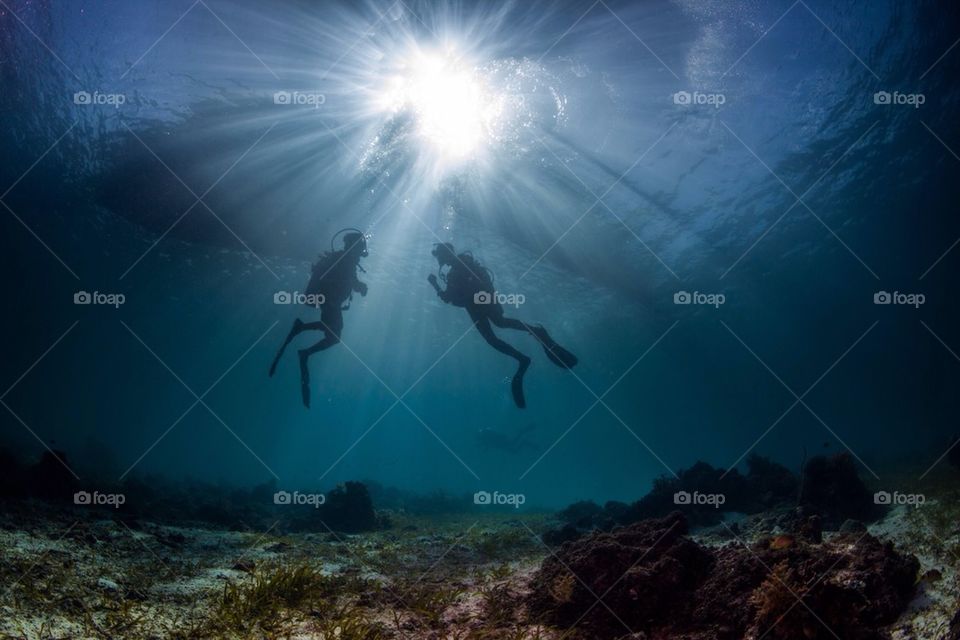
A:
476;424;538;454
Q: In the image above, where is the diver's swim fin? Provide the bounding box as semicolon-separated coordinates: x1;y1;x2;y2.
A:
512;357;530;409
299;350;311;408
543;342;578;369
270;318;303;377
533;326;578;369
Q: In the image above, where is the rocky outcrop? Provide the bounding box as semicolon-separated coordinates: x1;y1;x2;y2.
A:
798;453;883;527
528;512;918;639
543;456;799;545
949;609;960;640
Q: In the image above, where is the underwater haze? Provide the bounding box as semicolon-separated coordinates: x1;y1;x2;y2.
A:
2;0;960;509
6;1;960;638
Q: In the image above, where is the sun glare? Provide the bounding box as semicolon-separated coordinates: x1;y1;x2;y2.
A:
377;49;504;161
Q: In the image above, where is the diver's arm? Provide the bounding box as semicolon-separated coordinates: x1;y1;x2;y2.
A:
427;274;449;302
353;274;368;296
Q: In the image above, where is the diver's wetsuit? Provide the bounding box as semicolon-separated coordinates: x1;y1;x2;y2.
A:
431;252;576;408
270;243;367;408
298;253;363;352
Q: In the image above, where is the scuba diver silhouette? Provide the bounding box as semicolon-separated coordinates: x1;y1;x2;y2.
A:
427;242;578;408
270;229;368;408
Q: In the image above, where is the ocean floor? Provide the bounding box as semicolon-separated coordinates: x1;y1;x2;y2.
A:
1;495;958;640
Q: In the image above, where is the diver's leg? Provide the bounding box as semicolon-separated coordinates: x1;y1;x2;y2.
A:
470;309;531;408
488;306;579;369
269;318;314;377
488;304;536;333
297;307;343;408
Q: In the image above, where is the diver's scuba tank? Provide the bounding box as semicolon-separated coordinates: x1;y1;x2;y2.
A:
304;228;368;309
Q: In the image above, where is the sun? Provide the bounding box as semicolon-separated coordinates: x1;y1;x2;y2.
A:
376;48;504;162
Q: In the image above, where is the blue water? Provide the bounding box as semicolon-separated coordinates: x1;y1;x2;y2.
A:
2;0;959;507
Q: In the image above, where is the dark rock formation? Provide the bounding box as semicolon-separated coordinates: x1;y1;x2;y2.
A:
28;449;78;501
544;455;799;545
949;609;960;640
0;448;78;502
528;512;918;640
556;500;603;527
528;513;712;632
541;523;582;547
0;447;28;498
799;453;883;527
624;455;799;527
315;481;378;533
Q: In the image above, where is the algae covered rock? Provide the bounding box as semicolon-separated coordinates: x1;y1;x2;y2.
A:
283;481;381;533
527;512;919;639
312;480;378;533
528;512;712;631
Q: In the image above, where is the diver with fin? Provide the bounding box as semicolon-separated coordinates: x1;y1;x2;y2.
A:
427;242;577;408
270;229;369;408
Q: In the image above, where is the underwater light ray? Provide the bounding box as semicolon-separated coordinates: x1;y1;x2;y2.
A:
99;0;696;297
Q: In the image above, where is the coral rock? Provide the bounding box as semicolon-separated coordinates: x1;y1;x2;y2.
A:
528;513;918;640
